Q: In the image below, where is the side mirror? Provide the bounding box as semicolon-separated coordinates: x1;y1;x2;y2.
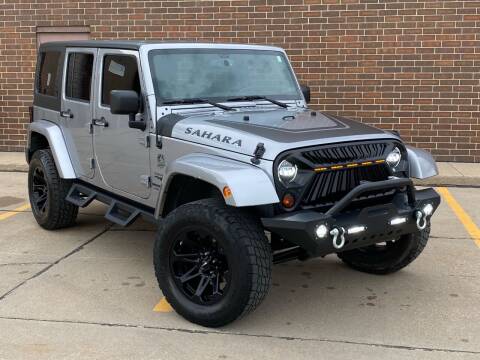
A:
110;90;145;131
110;90;140;115
300;84;311;104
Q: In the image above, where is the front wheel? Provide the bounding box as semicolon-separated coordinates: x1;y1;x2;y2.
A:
154;199;272;327
337;225;430;275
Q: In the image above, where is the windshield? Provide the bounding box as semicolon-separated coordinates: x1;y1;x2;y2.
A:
148;49;301;103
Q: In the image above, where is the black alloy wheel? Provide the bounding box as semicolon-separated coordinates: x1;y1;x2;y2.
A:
31;166;49;215
170;227;230;305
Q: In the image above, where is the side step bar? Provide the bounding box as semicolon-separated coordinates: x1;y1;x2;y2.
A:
66;182;155;226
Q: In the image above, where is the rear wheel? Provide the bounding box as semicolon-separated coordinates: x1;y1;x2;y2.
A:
154;199;272;327
337;225;430;274
28;149;78;230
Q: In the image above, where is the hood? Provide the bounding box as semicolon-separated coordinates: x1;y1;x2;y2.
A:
164;107;400;160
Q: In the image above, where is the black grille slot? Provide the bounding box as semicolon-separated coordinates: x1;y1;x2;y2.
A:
302;142;388;165
302;164;390;208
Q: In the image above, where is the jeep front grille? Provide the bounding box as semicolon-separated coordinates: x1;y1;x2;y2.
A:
302;163;391;208
274;140;405;211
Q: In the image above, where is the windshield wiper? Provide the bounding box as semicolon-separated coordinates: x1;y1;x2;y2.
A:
162;98;234;111
226;95;288;109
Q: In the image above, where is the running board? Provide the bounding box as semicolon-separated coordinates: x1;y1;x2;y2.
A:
66;183;155;226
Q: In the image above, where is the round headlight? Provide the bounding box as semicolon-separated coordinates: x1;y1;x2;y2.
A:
386;147;402;168
278;160;298;184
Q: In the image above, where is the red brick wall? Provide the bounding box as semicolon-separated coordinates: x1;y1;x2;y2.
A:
0;0;479;162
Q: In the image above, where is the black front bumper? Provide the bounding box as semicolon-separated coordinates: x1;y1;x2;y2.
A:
262;178;441;257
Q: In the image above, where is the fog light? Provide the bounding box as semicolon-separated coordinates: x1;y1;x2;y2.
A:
347;225;366;235
315;224;328;238
422;203;433;217
390;216;407;225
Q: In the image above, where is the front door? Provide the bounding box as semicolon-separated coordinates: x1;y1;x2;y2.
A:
93;49;151;199
61;48;96;178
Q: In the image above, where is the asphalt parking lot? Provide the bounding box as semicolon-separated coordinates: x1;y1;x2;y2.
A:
0;171;479;359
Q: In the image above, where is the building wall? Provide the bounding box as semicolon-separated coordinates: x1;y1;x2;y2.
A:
0;0;479;162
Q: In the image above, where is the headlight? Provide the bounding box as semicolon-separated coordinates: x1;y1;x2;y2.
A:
278;160;298;184
386;147;402;168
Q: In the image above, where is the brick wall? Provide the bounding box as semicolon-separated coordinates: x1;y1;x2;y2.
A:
0;0;479;162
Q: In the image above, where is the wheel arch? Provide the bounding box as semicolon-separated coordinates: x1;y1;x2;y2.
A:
27;120;76;179
160;174;223;217
155;153;279;218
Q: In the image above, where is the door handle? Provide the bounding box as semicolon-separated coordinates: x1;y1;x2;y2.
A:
92;117;108;127
60;109;73;119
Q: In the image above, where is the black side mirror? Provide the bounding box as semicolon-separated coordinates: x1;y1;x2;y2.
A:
300;84;311;104
110;90;145;131
110;90;139;115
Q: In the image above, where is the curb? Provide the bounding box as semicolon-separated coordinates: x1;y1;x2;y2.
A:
1;165;479;187
414;176;480;187
0;164;28;173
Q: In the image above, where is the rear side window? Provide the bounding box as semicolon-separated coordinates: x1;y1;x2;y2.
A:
101;55;140;106
65;52;94;102
37;51;61;97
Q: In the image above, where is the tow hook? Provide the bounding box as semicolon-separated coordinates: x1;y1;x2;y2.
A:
415;203;434;231
415;210;428;230
330;227;346;249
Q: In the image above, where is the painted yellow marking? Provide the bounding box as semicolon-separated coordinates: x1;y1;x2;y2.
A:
330;165;344;170
0;203;31;221
437;187;480;248
347;163;359;168
361;161;373;166
375;159;386;164
153;297;174;313
314;167;328;172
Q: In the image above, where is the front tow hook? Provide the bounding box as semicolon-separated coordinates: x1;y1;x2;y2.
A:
330;227;346;249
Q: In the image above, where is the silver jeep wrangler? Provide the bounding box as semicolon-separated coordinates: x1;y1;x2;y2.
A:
27;41;440;327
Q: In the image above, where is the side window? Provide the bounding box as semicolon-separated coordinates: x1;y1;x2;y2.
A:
101;55;140;106
65;52;94;102
37;51;61;97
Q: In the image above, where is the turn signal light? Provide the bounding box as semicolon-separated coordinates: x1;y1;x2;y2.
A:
282;193;295;208
222;186;232;198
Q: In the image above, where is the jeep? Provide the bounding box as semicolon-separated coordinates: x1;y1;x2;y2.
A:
27;41;440;327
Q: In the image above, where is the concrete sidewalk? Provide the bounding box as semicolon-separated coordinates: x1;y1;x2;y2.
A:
0;151;479;186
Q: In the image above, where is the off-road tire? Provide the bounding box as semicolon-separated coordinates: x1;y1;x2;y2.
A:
28;149;78;230
337;225;430;275
154;198;272;327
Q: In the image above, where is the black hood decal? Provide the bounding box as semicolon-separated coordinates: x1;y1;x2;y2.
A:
206;111;385;143
157;113;185;137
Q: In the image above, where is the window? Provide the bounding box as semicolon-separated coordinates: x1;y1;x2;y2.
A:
65;53;94;102
101;55;140;106
37;51;61;97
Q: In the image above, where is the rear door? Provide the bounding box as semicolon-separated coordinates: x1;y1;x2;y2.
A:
61;48;96;178
92;49;151;199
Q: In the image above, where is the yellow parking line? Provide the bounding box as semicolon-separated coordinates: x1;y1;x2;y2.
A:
0;203;31;221
437;187;480;248
153;297;173;313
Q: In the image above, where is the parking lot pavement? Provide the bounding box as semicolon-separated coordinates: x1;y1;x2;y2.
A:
0;172;479;359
